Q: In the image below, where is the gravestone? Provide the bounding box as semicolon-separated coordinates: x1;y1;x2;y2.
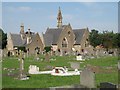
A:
18;50;29;80
100;82;117;89
45;65;53;70
70;62;80;70
29;65;40;74
76;55;83;60
19;50;24;79
80;68;95;88
45;53;50;62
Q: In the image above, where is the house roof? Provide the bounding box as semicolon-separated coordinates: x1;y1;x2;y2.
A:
10;33;36;47
43;26;87;46
11;34;26;47
73;29;86;44
43;28;62;46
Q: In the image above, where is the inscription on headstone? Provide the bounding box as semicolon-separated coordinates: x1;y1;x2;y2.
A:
80;68;95;88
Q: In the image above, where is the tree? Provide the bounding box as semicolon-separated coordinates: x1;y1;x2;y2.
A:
89;30;119;50
44;46;52;53
89;29;102;48
0;28;7;49
44;46;52;62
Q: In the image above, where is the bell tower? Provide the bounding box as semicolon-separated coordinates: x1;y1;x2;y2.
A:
20;23;24;34
20;23;25;39
57;7;62;28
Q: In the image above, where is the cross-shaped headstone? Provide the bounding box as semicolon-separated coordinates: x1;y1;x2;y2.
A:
19;50;24;79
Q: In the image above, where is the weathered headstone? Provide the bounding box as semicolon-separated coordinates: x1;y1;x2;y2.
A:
100;82;117;89
70;62;80;70
45;52;50;62
18;50;29;80
45;65;53;70
80;68;95;88
118;60;120;70
19;50;24;79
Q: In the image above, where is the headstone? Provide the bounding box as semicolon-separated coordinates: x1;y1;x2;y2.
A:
118;60;120;70
45;65;53;70
100;82;117;89
29;65;40;74
18;50;29;80
70;62;80;70
80;68;95;88
19;50;24;79
45;53;50;62
76;55;83;61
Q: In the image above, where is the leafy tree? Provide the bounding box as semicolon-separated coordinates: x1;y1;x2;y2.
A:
0;28;7;49
44;46;52;53
89;29;102;47
89;30;119;49
113;33;120;48
102;31;113;49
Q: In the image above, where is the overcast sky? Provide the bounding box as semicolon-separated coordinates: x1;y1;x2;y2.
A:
2;2;118;34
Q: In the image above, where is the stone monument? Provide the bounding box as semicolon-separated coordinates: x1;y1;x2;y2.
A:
80;68;95;88
18;50;29;80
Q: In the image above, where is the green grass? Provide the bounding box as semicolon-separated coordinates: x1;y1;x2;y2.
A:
83;56;118;67
3;74;80;88
2;55;118;88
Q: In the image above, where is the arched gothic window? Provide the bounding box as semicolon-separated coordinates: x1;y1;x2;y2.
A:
62;38;68;47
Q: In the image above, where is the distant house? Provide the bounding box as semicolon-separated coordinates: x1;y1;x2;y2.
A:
7;24;44;56
42;7;93;56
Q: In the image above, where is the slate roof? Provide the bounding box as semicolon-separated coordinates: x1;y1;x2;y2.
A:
10;33;36;47
73;29;86;44
43;26;87;46
43;28;62;46
11;34;25;47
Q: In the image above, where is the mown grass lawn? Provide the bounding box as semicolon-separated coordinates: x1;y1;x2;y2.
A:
2;55;118;88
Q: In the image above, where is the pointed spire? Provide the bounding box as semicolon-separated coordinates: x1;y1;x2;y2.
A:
57;7;62;28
